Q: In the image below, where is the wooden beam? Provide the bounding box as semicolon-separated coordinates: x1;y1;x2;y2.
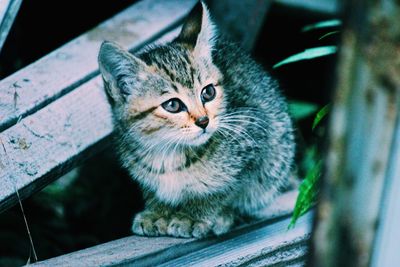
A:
0;0;196;132
158;214;310;267
0;26;182;214
0;76;111;213
275;0;338;15
206;0;272;51
28;191;309;267
311;0;400;266
0;0;195;213
0;0;23;52
371;111;400;267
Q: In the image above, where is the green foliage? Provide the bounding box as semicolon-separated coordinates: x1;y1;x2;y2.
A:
288;102;328;228
273;19;341;69
288;161;322;229
288;101;319;120
273;46;337;69
319;31;340;40
312;104;330;130
301;19;342;32
273;19;339;228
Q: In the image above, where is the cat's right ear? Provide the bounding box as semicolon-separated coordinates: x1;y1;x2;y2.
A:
98;41;146;104
176;1;216;55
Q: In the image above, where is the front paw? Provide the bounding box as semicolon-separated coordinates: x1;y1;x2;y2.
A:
167;213;223;238
132;211;234;239
132;210;169;237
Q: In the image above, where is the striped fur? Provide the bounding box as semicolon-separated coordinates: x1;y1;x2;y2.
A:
98;2;295;238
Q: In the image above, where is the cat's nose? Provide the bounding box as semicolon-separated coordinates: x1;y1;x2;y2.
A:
195;116;209;129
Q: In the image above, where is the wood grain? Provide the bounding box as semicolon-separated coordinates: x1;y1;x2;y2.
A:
29;191;308;267
0;0;196;132
0;0;194;213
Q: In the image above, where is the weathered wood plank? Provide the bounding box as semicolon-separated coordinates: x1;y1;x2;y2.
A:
29;191;308;267
0;24;183;214
0;76;111;213
0;0;22;52
371;111;400;267
158;214;310;267
207;0;272;51
0;0;192;213
0;0;196;132
312;1;400;266
275;0;338;15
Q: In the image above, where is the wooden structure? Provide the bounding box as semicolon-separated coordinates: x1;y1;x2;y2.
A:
0;0;357;265
0;0;22;52
312;0;400;266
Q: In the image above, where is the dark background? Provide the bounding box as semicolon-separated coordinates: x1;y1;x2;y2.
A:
0;1;337;265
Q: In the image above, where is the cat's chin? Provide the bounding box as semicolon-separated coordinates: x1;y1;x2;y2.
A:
187;131;212;146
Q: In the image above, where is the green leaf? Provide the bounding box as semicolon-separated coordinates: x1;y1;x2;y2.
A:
300;145;318;174
319;30;340;40
312;104;330;130
302;19;342;32
288;101;318;120
288;161;322;229
273;46;337;69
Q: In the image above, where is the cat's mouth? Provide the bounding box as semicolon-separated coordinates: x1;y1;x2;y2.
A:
189;130;212;146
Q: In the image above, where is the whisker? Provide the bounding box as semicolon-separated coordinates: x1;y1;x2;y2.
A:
219;124;257;147
218;115;271;135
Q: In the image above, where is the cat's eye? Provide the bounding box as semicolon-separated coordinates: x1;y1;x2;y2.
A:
161;98;186;113
201;84;216;103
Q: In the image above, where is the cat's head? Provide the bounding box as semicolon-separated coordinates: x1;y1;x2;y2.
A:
98;2;225;147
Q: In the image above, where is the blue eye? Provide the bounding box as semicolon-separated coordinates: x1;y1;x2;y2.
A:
161;98;186;113
201;84;216;102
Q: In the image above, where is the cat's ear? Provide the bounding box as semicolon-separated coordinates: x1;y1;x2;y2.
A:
177;1;216;55
98;41;146;104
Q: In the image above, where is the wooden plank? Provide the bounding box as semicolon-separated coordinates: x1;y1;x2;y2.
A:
275;0;338;15
207;0;272;51
371;109;400;267
28;191;308;267
0;0;196;132
0;76;111;213
157;214;310;267
0;25;182;213
0;0;193;212
311;1;400;266
0;0;23;52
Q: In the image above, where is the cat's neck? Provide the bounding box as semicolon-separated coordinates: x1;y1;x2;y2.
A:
133;142;186;174
134;139;214;175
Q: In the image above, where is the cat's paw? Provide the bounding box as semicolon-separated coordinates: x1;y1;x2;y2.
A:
169;213;234;238
132;210;169;237
132;211;234;239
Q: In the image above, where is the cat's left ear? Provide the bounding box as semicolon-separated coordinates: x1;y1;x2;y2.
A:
98;41;148;104
176;1;216;55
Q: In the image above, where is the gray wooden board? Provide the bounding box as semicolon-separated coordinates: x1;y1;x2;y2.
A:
0;25;183;213
0;27;182;213
157;213;311;267
0;76;112;213
28;191;308;267
371;107;400;267
207;0;272;51
275;0;338;14
0;0;23;52
0;0;196;132
0;1;187;212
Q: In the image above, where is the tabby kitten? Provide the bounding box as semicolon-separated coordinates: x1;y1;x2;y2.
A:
98;2;295;238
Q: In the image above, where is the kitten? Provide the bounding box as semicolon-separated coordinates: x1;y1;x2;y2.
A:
98;2;295;238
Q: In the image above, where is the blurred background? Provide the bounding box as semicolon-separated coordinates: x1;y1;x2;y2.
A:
0;0;338;265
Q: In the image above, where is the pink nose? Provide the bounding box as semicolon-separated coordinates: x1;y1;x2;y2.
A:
195;116;209;129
